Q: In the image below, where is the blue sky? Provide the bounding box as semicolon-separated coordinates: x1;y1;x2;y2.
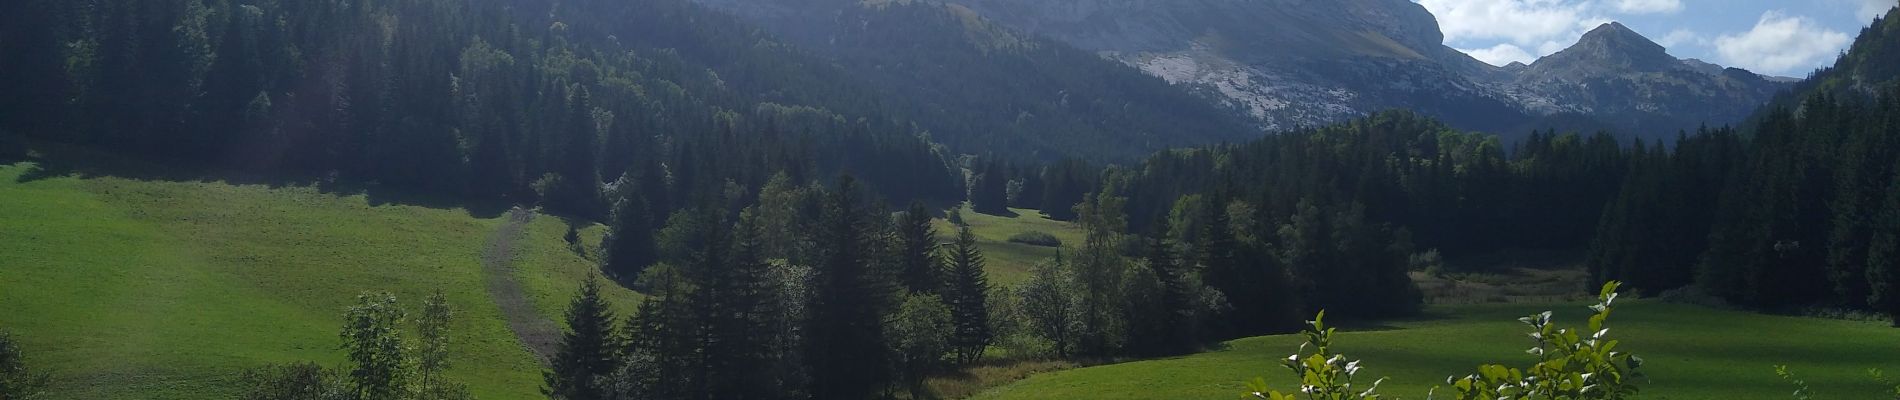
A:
1414;0;1894;77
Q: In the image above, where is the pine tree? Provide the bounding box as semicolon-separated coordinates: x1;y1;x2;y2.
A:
1866;162;1900;327
1140;217;1193;355
690;210;787;399
973;159;1011;215
804;175;895;399
602;193;657;282
547;278;620;400
896;202;944;294
944;224;992;364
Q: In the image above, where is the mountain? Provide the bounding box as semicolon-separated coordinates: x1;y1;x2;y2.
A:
1505;22;1788;138
916;0;1790;140
690;0;1262;160
1758;5;1900;115
932;0;1524;133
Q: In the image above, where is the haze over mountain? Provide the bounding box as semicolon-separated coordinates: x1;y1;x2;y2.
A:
770;0;1797;141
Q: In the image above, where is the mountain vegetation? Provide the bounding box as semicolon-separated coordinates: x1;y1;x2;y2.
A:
1;0;1897;398
0;0;964;224
692;0;1261;160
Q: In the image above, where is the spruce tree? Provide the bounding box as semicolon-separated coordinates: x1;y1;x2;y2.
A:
896;202;944;294
944;224;992;364
546;278;620;400
973;160;1011;215
1866;163;1900;327
1143;217;1193;355
690;210;787;399
804;175;894;399
602;193;657;283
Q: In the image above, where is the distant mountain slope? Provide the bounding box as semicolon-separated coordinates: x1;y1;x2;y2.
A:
1759;5;1900;114
691;0;1262;160
1508;22;1787;138
930;0;1790;141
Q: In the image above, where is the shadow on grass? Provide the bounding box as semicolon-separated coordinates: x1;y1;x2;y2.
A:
9;139;515;219
972;207;1021;218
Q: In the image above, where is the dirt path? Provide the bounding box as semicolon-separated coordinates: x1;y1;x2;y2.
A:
482;207;562;365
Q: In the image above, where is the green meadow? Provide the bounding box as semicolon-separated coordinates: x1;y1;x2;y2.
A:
0;162;641;399
974;301;1900;399
932;205;1085;285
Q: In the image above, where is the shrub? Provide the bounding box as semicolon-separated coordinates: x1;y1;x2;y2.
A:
0;331;50;400
1246;281;1641;400
237;362;345;400
1007;231;1062;247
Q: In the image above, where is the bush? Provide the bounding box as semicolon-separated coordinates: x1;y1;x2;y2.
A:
237;362;344;400
1007;231;1062;247
1247;281;1642;400
0;331;50;400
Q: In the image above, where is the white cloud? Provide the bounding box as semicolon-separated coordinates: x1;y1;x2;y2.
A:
1859;0;1897;21
1715;11;1852;75
1462;43;1538;65
1610;0;1683;14
1656;29;1707;50
1419;0;1594;45
1416;0;1651;64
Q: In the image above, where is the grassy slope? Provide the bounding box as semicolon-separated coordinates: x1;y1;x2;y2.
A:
974;301;1900;399
0;162;640;399
932;205;1086;285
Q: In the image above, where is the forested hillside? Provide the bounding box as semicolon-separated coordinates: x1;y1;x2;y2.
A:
0;0;965;223
693;0;1261;160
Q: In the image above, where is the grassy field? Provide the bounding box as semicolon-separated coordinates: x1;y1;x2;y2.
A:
932;205;1085;285
973;301;1900;399
0;161;641;399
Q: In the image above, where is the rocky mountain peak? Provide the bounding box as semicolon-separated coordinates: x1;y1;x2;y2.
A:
1534;22;1677;72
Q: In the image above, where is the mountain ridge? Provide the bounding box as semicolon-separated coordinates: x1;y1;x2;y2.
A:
911;0;1791;140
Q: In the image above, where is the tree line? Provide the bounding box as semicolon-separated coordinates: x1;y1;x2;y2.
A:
0;0;963;222
548;175;998;399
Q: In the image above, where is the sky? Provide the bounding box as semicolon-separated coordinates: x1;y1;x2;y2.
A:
1413;0;1895;77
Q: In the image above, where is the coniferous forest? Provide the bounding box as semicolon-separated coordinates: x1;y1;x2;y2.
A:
3;0;1900;398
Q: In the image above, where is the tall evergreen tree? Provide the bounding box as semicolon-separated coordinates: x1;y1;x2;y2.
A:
804;176;894;399
896;202;944;294
944;224;992;364
689;210;787;399
602;193;658;282
972;159;1011;215
1866;161;1900;326
547;278;620;400
1136;217;1193;355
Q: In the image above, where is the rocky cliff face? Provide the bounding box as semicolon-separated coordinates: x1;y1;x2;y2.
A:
1506;22;1787;134
937;0;1790;139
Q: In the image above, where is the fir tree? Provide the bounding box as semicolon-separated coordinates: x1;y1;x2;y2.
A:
547;278;620;400
804;175;895;399
896;201;944;294
944;224;992;364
